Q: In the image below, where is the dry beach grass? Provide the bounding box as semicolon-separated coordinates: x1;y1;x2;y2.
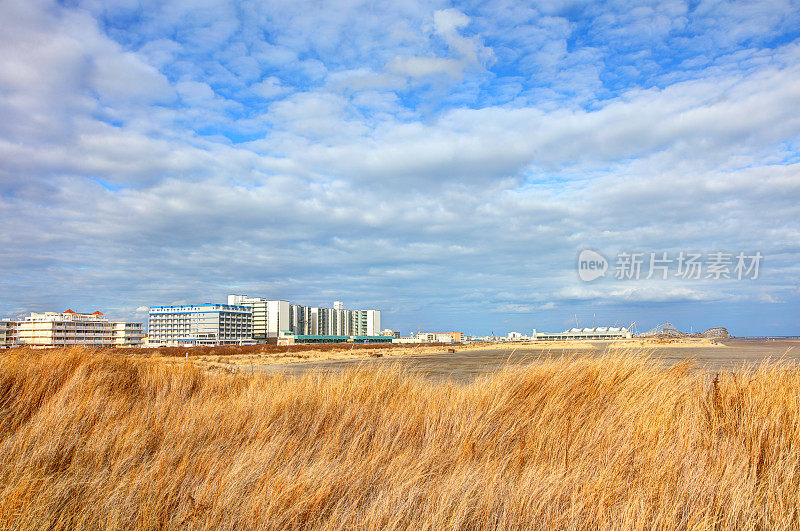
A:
0;347;798;529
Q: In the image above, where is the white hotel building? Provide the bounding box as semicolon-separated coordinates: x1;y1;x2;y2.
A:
227;295;381;342
147;303;254;347
11;310;143;348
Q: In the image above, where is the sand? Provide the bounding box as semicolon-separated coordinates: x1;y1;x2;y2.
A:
152;337;721;371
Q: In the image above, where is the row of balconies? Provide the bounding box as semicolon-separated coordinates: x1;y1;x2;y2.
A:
51;330;113;334
150;333;251;338
150;325;252;332
148;324;251;328
148;324;249;327
149;318;251;322
149;325;251;328
149;315;253;322
150;332;251;337
149;317;250;320
52;324;112;328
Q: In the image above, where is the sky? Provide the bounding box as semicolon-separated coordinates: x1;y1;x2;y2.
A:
1;0;799;336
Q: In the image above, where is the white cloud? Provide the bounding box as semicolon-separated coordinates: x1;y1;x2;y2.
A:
91;51;175;104
555;286;723;303
433;8;493;65
293;60;800;186
176;81;216;104
386;8;493;79
252;76;289;99
386;56;464;78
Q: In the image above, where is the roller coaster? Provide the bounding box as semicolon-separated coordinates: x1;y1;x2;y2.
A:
638;322;729;339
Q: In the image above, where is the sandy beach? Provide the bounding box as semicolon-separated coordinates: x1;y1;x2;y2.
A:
141;337;725;371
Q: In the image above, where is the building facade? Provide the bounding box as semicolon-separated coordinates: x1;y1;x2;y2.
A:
277;332;392;345
13;310;142;348
148;304;253;347
228;295;381;342
0;320;17;348
531;327;631;340
113;322;144;346
416;331;463;343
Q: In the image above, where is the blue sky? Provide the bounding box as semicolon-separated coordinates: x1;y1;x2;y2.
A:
1;0;799;336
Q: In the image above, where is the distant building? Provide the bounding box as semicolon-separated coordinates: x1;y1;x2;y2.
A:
12;310;142;348
0;320;17;348
227;295;381;342
148;304;253;347
532;327;631;340
416;331;463;343
277;331;392;345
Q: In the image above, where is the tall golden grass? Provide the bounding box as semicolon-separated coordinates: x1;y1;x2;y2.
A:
0;348;798;529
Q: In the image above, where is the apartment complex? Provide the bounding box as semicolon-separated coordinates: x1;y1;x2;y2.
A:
148;304;254;346
11;310;143;348
227;295;381;341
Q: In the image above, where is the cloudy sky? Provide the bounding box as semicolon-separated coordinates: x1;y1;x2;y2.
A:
1;0;799;336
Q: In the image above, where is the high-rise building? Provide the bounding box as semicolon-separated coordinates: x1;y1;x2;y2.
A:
148;304;253;346
13;310;143;348
227;295;381;341
227;296;289;341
